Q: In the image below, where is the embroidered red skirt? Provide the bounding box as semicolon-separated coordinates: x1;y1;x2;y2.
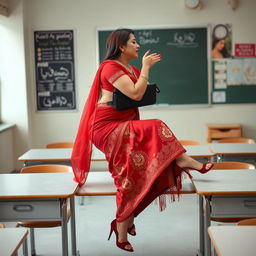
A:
92;104;186;222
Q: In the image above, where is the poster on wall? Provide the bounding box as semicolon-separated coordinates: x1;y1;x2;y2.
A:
34;30;76;111
211;24;232;59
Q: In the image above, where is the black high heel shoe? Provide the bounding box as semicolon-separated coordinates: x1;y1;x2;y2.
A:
108;219;134;252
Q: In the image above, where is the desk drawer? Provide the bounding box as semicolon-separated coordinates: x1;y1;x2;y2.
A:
211;195;256;218
0;199;61;221
210;128;241;139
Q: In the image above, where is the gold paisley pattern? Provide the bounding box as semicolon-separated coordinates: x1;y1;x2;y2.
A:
122;177;133;191
158;122;173;141
130;151;147;169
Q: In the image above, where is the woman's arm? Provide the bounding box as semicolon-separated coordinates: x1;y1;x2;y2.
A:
113;51;162;101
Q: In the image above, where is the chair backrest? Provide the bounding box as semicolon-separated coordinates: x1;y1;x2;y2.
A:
179;140;200;146
212;161;255;170
21;164;72;173
217;137;255;144
237;218;256;226
0;223;5;228
46;142;74;148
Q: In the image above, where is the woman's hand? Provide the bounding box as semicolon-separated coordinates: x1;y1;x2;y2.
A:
142;50;162;68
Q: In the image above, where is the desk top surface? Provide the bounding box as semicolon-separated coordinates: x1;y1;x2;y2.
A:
209;143;256;155
185;145;213;157
192;170;256;195
18;145;213;162
208;226;256;256
18;148;106;161
0;173;78;199
0;228;29;256
77;172;195;196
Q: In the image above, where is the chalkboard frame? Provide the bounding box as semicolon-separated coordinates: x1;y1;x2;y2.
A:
96;24;212;107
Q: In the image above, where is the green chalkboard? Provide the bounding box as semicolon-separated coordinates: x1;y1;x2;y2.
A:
98;26;210;105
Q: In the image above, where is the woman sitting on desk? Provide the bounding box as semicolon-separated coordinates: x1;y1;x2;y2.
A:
72;28;213;252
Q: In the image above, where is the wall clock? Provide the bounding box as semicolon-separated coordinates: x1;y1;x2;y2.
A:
185;0;200;9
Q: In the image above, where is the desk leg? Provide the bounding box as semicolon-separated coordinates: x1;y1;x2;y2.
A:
204;196;211;256
22;236;28;256
70;197;79;256
61;199;68;256
198;195;204;256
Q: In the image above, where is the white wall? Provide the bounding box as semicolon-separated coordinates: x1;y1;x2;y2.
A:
1;0;256;168
0;0;29;170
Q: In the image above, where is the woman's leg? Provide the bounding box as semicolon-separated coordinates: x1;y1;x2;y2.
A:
176;153;212;170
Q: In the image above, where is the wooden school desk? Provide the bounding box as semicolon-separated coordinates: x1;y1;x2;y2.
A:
18;145;214;166
208;226;256;256
209;143;256;163
192;170;256;256
0;173;79;256
0;228;29;256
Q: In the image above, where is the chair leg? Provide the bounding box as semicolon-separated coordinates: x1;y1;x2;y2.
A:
30;228;37;256
79;196;85;205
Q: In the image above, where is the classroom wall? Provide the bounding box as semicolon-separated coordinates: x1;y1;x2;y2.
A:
1;0;256;169
0;0;29;171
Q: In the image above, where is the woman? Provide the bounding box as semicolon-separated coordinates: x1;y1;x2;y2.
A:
212;38;231;58
72;28;213;252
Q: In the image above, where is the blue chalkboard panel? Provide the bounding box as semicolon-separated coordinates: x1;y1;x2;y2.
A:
98;26;210;105
34;30;76;110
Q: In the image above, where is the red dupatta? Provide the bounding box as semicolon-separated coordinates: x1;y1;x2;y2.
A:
71;60;111;186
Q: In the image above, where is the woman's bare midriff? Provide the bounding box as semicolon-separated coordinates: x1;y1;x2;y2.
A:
98;89;113;104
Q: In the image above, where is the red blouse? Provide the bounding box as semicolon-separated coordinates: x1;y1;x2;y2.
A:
100;62;140;92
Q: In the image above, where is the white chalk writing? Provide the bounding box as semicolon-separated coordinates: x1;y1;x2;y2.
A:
43;96;68;107
138;30;160;45
40;66;69;81
167;32;198;48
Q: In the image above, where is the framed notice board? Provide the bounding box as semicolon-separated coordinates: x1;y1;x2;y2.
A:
212;58;256;104
98;25;211;105
34;30;76;111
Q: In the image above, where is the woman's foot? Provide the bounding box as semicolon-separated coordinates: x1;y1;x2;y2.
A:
176;153;213;173
128;224;136;236
108;218;134;252
127;215;136;236
116;220;134;251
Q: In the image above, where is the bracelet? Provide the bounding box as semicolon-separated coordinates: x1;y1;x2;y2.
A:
140;75;148;81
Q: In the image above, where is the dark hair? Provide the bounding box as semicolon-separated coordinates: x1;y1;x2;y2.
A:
212;38;231;58
104;28;134;60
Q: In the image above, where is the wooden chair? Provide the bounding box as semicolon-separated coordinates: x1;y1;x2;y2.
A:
210;161;255;223
212;161;255;170
217;137;255;144
179;140;200;146
17;165;72;256
46;142;74;148
237;218;256;226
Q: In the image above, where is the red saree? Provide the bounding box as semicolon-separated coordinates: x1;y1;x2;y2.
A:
72;60;186;222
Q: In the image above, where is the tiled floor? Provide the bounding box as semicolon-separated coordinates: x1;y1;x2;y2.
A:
13;193;201;256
